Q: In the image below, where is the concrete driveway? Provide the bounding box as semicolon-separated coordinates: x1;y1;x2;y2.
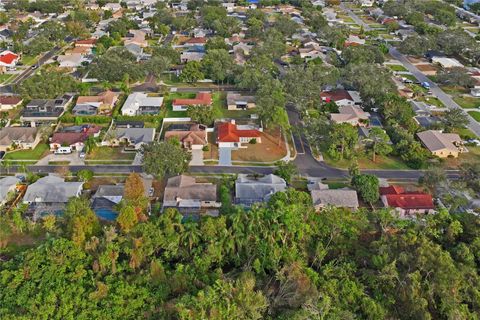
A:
190;149;204;166
36;152;85;165
218;147;232;166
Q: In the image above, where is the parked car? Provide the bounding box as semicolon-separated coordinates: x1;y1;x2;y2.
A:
79;152;86;158
0;151;5;159
422;82;431;89
54;147;72;154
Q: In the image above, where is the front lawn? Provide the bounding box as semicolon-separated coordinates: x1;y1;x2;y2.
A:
454;96;480;109
454;127;478;139
442;146;480;169
231;128;287;163
418;96;445;108
323;153;410;170
86;147;136;161
20;55;38;66
440;85;469;96
468;111;480;122
4;144;49;160
387;64;408;72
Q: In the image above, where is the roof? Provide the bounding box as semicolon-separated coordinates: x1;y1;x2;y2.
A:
217;122;261;143
330;105;370;123
115;128;155;144
311;189;359;209
122;92;163;115
185;37;207;44
172;92;212;107
417;130;461;153
0;127;38;145
163;175;217;205
23;175;83;203
75;39;97;46
0;51;18;65
380;185;434;210
76;90;118;106
0;176;20;201
226;92;255;105
165;130;207;146
235;174;286;204
0;95;22;105
321;89;353;102
50;125;100;145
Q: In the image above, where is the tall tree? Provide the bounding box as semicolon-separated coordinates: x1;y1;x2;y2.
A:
141;140;191;179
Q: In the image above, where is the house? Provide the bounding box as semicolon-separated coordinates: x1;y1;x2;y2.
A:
308;180;359;211
75;39;97;48
0;127;40;152
431;57;464;69
116;120;144;128
180;50;205;63
164;124;207;150
23;175;84;219
380;185;435;217
471;86;480;97
226;92;256;110
0;95;23;110
172;92;212;111
320;89;362;107
221;2;236;12
216;121;261;148
235;174;287;207
124;29;148;47
299;47;324;61
162;175;221;215
183;37;207;47
110;127;155;149
0;50;19;72
49;125;101;151
330;105;370;126
74;90;119;115
121;92;163;116
345;35;366;47
102;3;122;11
57;53;88;69
21;94;74;124
0;176;21;206
358;0;375;7
417;130;465;158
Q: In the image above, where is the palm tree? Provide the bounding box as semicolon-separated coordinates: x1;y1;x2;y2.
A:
180;221;201;254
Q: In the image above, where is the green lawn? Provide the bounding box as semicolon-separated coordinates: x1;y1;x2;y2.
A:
440;85;469;95
454;127;478;139
86;147;136;161
387;64;408;72
0;73;15;84
418;96;445;108
468;111;480;122
20;55;38;66
323;153;410;170
3;144;49;160
454;96;480;109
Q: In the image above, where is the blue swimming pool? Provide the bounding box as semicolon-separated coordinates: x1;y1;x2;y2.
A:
95;209;118;221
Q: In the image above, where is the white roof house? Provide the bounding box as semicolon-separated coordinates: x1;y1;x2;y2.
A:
57;53;88;69
431;57;464;69
0;176;20;206
121;92;163;116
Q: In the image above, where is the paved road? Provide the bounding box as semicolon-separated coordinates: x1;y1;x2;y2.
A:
340;3;372;31
389;47;480;137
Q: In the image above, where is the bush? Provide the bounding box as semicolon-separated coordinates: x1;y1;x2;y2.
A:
202;145;210;152
249;138;257;144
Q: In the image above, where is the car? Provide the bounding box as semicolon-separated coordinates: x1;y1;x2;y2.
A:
79;152;86;158
421;82;431;89
403;78;413;84
0;151;5;159
31;64;38;70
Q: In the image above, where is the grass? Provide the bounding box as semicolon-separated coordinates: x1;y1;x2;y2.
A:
86;147;136;161
418;96;445;108
20;54;38;66
442;146;480;169
3;144;49;160
0;73;15;84
163;92;196;118
387;64;409;72
323;153;410;170
454;96;480;109
454;127;478;139
231;128;287;163
48;161;70;165
468;111;480;122
440;85;469;96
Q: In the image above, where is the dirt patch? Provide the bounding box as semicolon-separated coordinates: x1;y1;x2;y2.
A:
407;56;428;64
231;127;287;162
203;132;219;160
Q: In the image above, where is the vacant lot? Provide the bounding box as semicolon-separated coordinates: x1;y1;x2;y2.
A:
203;132;219;160
86;147;136;161
231;128;287;162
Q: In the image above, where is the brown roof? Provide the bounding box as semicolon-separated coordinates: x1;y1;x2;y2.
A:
0;127;38;145
163;175;217;203
165;130;207;146
76;90;118;106
416;130;461;153
320;89;353;102
172;92;212;107
0;96;22;105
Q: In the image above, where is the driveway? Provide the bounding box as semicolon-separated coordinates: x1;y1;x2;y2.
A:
190;149;204;166
218;147;232;166
36;152;85;165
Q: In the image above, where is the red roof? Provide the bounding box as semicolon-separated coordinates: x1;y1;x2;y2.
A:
217;122;261;143
380;185;434;210
173;92;212;107
0;52;18;65
185;37;207;44
0;96;22;105
320;89;353;102
75;39;97;46
51;126;100;145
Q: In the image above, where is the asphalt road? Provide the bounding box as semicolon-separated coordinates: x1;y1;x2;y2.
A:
340;3;372;31
389;47;480;137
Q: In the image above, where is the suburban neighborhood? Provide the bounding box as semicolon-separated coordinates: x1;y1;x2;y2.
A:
0;0;480;318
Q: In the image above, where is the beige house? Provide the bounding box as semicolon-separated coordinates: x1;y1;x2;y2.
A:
417;130;465;158
74;90;120;115
0;127;40;152
164;124;207;150
226;92;256;110
330;105;370;126
308;181;359;211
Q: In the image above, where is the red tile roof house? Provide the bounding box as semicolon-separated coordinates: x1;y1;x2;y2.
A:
380;185;435;218
0;95;23;111
172;92;212;111
0;50;19;73
75;39;97;48
183;37;207;47
320;89;362;107
216;120;261;148
49;125;101;151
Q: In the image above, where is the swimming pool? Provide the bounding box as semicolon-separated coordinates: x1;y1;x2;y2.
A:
95;208;118;221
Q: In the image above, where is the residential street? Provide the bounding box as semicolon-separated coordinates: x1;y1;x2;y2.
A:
389;47;480;137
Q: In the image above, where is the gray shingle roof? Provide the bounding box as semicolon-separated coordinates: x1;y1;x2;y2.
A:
235;174;286;205
23;175;83;203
